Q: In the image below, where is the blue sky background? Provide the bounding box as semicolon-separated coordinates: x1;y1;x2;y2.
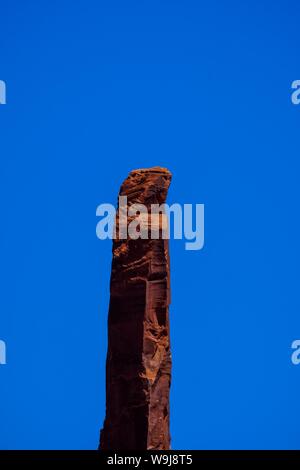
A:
1;0;300;449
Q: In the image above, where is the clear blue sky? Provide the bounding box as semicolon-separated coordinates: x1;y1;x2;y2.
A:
1;0;300;449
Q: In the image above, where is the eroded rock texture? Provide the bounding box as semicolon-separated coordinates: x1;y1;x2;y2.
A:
100;167;172;450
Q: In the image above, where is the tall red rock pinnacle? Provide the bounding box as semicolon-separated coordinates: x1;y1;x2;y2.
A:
100;167;172;450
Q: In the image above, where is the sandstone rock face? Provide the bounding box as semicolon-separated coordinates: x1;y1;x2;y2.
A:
100;167;172;450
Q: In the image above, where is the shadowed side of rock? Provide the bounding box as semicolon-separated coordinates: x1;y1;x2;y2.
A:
100;167;172;450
